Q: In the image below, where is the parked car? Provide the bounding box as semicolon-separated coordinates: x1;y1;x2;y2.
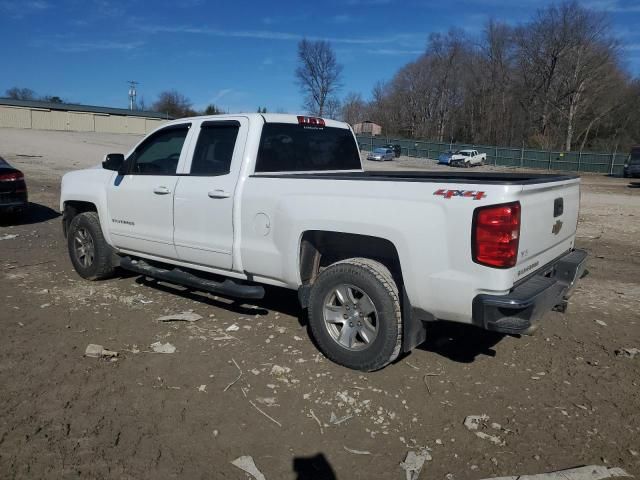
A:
367;147;395;161
61;113;587;371
438;151;455;165
623;146;640;178
0;156;28;217
449;149;486;167
383;144;401;158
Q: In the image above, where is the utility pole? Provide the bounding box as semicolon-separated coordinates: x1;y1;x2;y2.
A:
127;81;139;110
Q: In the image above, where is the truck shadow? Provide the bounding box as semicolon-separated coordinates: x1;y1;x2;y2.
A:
0;202;60;227
414;321;505;363
130;277;504;364
628;181;640;188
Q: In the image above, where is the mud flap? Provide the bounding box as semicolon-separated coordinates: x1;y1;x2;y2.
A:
402;286;429;352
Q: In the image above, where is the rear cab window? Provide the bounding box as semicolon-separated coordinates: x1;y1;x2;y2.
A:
255;122;361;173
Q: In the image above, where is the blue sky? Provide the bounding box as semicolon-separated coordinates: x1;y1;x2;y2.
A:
1;0;639;113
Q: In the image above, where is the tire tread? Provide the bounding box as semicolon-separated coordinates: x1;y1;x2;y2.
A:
68;211;116;280
308;257;402;371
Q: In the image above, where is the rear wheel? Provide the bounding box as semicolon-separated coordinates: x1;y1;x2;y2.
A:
67;212;116;280
308;258;402;371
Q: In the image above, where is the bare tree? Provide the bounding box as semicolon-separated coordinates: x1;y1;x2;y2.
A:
203;104;224;115
5;87;36;100
137;96;147;111
295;39;343;116
324;98;342;119
352;1;634;153
152;90;196;118
341;92;367;125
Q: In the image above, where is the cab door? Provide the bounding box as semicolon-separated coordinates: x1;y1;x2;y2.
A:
106;123;192;259
173;117;248;270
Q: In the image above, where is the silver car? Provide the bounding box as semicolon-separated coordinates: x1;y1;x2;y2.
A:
367;147;395;161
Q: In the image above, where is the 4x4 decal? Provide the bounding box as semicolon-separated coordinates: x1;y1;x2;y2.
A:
433;189;486;200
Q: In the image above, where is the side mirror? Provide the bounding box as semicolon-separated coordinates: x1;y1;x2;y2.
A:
102;153;125;172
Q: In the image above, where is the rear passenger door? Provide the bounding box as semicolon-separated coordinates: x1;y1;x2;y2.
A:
173;118;248;270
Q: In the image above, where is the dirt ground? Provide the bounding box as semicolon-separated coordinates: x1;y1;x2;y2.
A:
1;128;639;480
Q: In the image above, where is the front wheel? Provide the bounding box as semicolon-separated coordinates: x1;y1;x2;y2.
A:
67;211;116;280
307;258;402;371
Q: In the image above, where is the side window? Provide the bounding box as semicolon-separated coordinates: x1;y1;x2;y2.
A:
128;125;189;175
190;121;240;176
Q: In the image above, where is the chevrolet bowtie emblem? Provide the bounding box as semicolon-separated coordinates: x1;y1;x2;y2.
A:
552;219;563;235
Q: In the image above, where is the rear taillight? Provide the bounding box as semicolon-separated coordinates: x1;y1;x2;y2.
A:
297;116;325;127
472;202;521;268
0;171;24;182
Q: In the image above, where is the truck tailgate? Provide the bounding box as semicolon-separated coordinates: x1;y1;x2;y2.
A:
515;178;580;282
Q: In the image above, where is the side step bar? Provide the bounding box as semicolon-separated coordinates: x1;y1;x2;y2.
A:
119;256;265;300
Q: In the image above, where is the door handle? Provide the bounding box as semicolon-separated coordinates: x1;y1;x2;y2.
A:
208;189;231;199
153;186;171;195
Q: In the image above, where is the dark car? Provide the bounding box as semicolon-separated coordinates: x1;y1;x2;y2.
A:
383;144;401;158
623;146;640;178
0;157;28;216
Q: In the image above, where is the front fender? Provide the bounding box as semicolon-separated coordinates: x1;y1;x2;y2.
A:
60;168;115;246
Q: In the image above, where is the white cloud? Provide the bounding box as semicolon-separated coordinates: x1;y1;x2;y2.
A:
332;14;353;24
55;40;144;52
0;0;49;18
583;0;640;12
367;48;423;55
212;88;234;103
141;24;428;47
346;0;392;5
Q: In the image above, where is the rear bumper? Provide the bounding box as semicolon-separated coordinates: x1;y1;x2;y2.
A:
0;191;28;211
472;249;588;335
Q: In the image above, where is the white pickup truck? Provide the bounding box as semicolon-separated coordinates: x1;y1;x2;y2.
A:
60;114;587;371
450;149;487;167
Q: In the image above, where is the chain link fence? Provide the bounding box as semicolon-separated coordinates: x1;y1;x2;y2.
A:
356;135;628;175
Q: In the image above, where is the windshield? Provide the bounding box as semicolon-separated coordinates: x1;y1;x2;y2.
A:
373;148;387;154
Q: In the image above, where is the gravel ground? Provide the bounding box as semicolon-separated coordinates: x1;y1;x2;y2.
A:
0;128;639;480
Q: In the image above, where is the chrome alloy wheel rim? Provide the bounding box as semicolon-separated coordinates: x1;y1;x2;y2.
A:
74;227;95;268
323;284;378;351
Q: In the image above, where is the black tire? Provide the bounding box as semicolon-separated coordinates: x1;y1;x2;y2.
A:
67;211;116;280
308;258;402;371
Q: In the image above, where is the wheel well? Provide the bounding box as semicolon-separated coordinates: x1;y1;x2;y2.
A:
299;230;428;354
299;231;403;286
62;200;97;237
